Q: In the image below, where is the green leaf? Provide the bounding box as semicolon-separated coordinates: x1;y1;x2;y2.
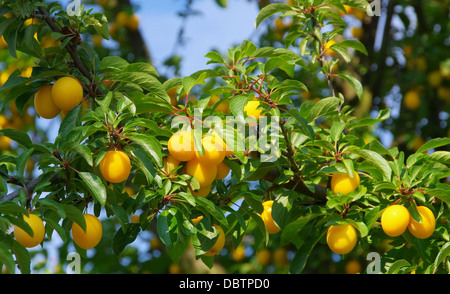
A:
349;109;390;130
129;133;163;167
242;192;263;214
215;0;227;8
79;172;107;207
337;39;368;55
193;219;221;257
205;51;225;65
37;199;66;219
0;242;16;274
306;97;341;121
195;197;228;227
434;241;450;273
157;209;175;247
290;226;326;274
58;105;82;141
280;213;320;246
61;142;93;166
126;91;172;114
130;147;155;186
230;94;248;119
427;151;450;164
426;185;450;204
100;56;129;73
244;161;277;181
386;259;411;274
352;149;392;181
62;204;86;232
0;201;29;215
337;73;363;100
255;3;292;28
287;108;315;140
112;224;141;255
156;207;191;263
12;240;30;274
330;121;346;143
44;217;67;242
109;72;170;104
416;137;450;154
124;62;159;77
182;71;207;95
0;128;32;148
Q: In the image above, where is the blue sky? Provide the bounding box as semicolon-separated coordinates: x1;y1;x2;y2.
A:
132;0;261;76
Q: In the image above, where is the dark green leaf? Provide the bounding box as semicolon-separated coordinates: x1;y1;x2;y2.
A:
129;133;163;167
0;242;16;274
0;128;32;148
79;172;107;207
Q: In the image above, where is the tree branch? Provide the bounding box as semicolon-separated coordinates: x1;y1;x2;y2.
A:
1;175;64;203
35;5;93;82
1;178;40;202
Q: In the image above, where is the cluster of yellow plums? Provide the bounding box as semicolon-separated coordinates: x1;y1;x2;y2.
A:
325;170;436;256
167;130;232;197
34;76;85;119
326;170;361;255
14;213;102;250
381;204;435;239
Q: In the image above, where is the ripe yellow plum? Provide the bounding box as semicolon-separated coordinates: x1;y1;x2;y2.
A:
71;214;103;250
259;200;280;234
326;224;357;255
14;214;45;248
99;150;131;183
168;130;195;162
34;85;61;119
381;204;410;237
204;224;225;256
331;171;360;195
185;158;217;188
408;206;436;239
52;76;84;111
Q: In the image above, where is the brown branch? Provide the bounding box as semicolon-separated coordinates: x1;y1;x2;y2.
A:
35;4;93;82
2;178;40;202
1;175;65;202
